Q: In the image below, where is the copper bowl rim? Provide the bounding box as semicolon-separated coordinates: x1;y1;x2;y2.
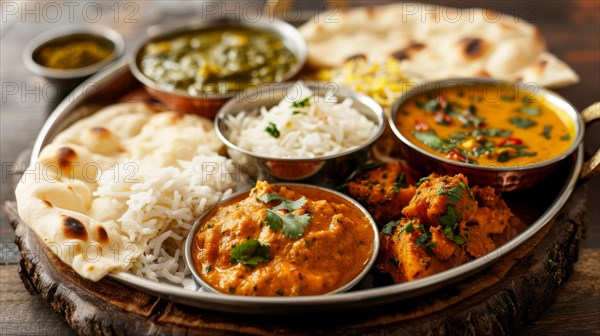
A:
184;182;380;296
389;78;585;172
129;16;307;101
214;81;386;163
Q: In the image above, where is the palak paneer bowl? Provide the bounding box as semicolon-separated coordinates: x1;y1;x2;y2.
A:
184;181;379;296
130;17;306;117
389;78;584;191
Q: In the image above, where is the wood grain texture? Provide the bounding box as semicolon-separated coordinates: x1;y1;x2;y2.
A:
2;183;588;335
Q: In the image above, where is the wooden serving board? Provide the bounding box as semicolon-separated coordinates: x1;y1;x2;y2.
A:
4;180;587;335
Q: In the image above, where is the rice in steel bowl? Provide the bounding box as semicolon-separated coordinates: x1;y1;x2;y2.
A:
224;82;379;159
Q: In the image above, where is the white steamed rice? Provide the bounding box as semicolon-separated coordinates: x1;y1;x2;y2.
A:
225;82;378;158
94;147;235;286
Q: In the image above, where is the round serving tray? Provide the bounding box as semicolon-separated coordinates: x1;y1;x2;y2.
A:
30;60;584;314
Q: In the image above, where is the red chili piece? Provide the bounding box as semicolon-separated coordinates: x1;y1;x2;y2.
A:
415;120;430;132
446;150;467;162
497;137;523;147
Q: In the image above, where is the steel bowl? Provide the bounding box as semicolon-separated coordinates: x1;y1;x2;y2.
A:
184;183;380;296
23;25;124;97
130;17;307;118
389;78;585;191
215;82;386;187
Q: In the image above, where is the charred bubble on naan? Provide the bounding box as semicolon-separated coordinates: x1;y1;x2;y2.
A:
301;3;578;88
16;103;231;281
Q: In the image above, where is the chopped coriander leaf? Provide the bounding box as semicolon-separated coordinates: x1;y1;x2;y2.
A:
292;111;303;115
265;209;310;239
541;125;552;139
436;184;465;203
230;240;272;267
392;173;408;193
415;225;432;247
416;176;430;186
497;151;510;163
425;241;437;256
381;220;399;236
229;287;235;293
260;193;307;211
265;122;280;138
412;130;454;152
399;221;415;234
500;96;515;102
444;227;465;244
522;97;535;105
516;106;541;116
390;257;399;267
291;96;312;108
439;205;461;228
560;134;571;141
460;181;474;199
451;132;467;140
260;193;311;239
509;117;537;129
422;98;440;112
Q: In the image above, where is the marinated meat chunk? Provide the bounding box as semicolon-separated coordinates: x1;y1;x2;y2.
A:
347;162;419;225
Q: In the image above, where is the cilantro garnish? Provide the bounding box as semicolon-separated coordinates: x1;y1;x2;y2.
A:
541;125;552;139
412;130;454;152
416;176;430;186
381;220;400;236
560;134;571;141
439;205;461;228
516;106;541;116
291;96;312;108
230;240;272;267
260;193;311;239
444;228;465;245
509;117;537;129
436;183;465;203
425;241;437;256
265;122;280;138
390;257;399;267
392;173;408;193
400;221;415;234
415;225;432;247
438;205;465;245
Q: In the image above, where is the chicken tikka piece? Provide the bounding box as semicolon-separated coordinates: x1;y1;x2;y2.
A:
377;174;517;283
347;162;419;226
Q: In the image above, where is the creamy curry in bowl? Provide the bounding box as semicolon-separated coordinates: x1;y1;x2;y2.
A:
186;181;379;296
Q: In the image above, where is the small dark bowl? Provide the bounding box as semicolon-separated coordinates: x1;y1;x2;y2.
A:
389;78;585;191
130;17;307;118
23;25;124;97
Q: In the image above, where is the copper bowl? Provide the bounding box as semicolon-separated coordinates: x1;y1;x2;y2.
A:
130;17;306;118
389;78;586;191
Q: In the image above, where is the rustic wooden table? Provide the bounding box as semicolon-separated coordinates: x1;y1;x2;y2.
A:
1;1;598;335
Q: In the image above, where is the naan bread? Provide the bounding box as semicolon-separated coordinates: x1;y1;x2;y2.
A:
15;103;223;281
300;4;578;88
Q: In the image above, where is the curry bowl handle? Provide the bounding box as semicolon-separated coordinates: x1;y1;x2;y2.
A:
580;102;600;180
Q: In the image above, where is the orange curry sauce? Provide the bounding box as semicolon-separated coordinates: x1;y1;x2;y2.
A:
192;181;374;296
395;84;575;167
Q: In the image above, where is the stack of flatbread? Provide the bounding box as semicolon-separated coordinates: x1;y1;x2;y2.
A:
300;3;578;88
15;103;231;281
